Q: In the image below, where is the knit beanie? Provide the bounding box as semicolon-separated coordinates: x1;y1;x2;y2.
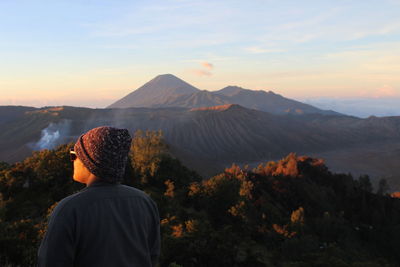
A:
74;126;132;183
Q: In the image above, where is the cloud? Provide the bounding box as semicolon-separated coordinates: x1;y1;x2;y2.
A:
182;56;234;63
191;69;212;76
373;85;399;98
201;62;213;70
358;85;399;98
187;61;214;76
87;1;235;40
255;7;400;48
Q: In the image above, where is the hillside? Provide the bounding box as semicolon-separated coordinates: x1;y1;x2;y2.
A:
0;106;37;125
1;143;400;266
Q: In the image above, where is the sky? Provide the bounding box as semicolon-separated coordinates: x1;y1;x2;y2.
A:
1;0;400;108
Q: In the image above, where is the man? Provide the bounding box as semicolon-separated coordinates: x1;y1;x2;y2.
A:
38;126;160;267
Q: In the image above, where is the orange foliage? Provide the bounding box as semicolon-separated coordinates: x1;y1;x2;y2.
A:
272;224;296;238
164;179;175;198
184;220;198;233
239;180;254;199
161;215;177;226
188;182;201;196
228;201;246;218
201;174;233;195
35;221;47;240
254;154;327;178
298;156;325;167
390;192;400;198
225;164;245;179
273;153;299;177
291;207;305;224
171;224;184;238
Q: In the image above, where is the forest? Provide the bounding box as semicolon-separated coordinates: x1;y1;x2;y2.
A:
1;130;400;267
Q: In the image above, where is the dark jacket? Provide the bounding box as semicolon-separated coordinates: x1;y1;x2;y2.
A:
38;181;160;267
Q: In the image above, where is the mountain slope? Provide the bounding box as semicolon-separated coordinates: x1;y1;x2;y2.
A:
108;74;200;108
155;90;231;108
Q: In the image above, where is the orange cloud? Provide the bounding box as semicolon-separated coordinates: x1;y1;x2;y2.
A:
186;61;214;77
201;62;213;70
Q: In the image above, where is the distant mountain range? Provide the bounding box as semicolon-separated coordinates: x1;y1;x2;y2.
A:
1;103;400;190
304;97;400;118
108;74;339;115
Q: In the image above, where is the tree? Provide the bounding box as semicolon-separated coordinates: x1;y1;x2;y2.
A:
358;175;373;193
130;130;168;182
0;161;9;171
377;178;389;195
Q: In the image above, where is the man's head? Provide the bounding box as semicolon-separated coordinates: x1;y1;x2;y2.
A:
73;126;132;184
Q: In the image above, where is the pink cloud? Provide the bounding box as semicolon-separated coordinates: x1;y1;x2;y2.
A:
372;85;399;98
357;85;399;98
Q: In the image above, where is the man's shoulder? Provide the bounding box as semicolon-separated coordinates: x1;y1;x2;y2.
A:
51;188;90;215
50;184;158;220
114;184;158;207
116;184;149;197
57;184;153;209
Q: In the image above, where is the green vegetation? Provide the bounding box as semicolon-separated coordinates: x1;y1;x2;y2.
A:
1;131;400;266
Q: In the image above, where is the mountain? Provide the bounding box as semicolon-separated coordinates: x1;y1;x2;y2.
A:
1;104;400;189
214;85;246;97
108;74;339;115
215;86;338;115
108;74;200;108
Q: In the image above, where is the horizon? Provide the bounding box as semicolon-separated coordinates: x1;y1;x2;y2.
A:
1;72;399;118
1;1;400;108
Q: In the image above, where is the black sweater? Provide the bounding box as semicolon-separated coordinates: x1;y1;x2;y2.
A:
38;181;160;267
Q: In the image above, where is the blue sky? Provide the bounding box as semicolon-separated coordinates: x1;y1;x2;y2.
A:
1;0;400;107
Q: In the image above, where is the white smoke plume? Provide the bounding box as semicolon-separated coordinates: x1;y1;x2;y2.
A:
37;129;60;149
32;120;72;150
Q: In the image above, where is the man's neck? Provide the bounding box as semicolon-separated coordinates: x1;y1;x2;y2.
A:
85;174;100;187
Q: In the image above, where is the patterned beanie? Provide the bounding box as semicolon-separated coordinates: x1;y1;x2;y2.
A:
74;126;132;183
